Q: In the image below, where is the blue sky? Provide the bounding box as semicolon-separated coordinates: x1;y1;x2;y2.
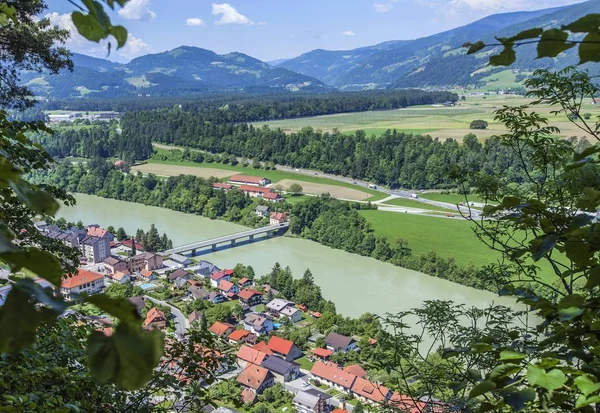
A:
46;0;585;63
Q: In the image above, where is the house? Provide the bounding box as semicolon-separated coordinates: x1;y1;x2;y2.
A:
238;289;263;306
208;291;226;304
237;365;275;395
270;212;287;225
103;256;128;274
144;307;167;330
229;175;271;187
129;252;163;272
325;332;358;353
86;225;114;242
263;284;280;297
218;280;240;297
252;341;274;356
243;313;274;336
121;238;143;251
210;271;231;287
239;185;273;198
212;183;233;191
169;253;192;266
310;362;357;394
112;271;131;284
208;321;235;338
188;311;203;325
311;348;333;361
280;306;303;324
80;236;110;264
388;393;426;413
195;260;220;277
255;205;271;217
293;389;332;413
173;277;188;289
238;277;253;288
261;356;300;383
351;376;391;405
168;268;191;282
139;269;157;281
236;344;269;368
189;285;210;300
263;192;284;203
61;269;105;301
267;336;303;361
127;296;146;313
228;329;251;345
344;364;367;378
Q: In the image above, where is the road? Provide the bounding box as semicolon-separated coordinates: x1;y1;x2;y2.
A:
144;295;189;338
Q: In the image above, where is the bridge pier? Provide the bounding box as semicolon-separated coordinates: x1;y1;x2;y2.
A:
249;234;254;242
212;244;217;251
267;231;273;238
191;249;196;256
231;239;236;247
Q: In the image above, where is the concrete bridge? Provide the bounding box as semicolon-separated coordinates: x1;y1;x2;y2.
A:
161;223;290;256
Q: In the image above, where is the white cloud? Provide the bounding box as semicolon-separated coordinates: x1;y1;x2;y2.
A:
118;34;153;59
212;3;254;25
186;17;205;26
342;30;355;36
373;3;393;12
118;0;156;21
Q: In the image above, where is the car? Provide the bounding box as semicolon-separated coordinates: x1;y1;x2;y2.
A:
302;381;310;387
353;181;357;184
294;168;300;172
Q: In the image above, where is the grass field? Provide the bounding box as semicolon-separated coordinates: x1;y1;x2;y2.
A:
252;94;600;141
382;197;455;211
360;210;498;267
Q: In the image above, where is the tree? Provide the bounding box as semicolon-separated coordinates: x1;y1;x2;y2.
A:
302;269;314;285
116;227;127;241
104;283;130;300
144;223;161;252
107;225;115;233
288;182;304;195
469;119;488;130
130;238;137;256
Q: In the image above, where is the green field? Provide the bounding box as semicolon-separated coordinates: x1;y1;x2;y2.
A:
382;197;456;211
360;210;498;267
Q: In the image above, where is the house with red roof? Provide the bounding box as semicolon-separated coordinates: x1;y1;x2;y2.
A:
208;321;235;338
270;212;287;225
267;336;303;361
140;269;157;281
252;341;274;356
344;364;367;378
228;329;251;345
238;185;275;198
263;192;284;203
237;365;275;396
388;393;426;413
229;175;271;187
236;344;269;368
238;277;253;288
351;376;391;405
144;307;167;330
311;347;334;360
212;183;233;190
86;225;114;242
210;271;231;287
61;269;105;301
238;289;263;306
218;279;240;297
310;362;357;394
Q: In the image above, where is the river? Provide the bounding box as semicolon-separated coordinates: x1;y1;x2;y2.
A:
58;194;519;319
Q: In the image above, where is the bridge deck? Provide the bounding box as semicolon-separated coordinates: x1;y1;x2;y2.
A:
162;223;289;255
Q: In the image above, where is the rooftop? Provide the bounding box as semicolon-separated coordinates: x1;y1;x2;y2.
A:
237;365;272;390
267;335;295;356
229;175;267;184
61;269;104;289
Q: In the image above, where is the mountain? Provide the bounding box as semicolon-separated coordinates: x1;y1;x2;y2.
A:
278;1;597;90
23;46;329;100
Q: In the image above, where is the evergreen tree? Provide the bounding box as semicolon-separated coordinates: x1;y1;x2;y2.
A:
145;224;161;252
130;239;136;257
135;228;144;241
302;269;314;285
76;220;84;229
116;227;127;241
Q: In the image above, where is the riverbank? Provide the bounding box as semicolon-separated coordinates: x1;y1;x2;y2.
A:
57;194;520;319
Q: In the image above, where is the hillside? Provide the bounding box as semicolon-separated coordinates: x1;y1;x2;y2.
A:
22;46;329;99
278;1;597;90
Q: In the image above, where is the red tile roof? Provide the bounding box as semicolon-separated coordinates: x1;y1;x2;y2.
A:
62;269;104;289
310;362;356;390
237;365;272;390
270;212;286;221
311;348;334;358
237;344;268;365
332;410;349;413
268;336;295;356
224;269;234;276
213;183;233;190
238;277;251;285
263;192;282;200
210;271;228;281
252;341;274;356
351;376;390;403
241;388;257;405
344;364;367;378
230;175;266;184
238;289;263;301
87;226;109;238
228;329;250;342
389;393;426;413
208;321;234;337
239;185;273;194
144;307;166;327
218;279;235;292
369;338;377;345
140;270;154;279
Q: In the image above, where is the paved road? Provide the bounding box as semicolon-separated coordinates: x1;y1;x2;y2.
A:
144;295;189;338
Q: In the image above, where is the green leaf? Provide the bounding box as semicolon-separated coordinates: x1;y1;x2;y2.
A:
467;41;486;54
503;388;536;411
579;32;600;64
558;294;585;321
575;375;600;396
499;350;525;362
585;266;600;289
502;196;521;207
537;29;575;58
72;11;107;42
489;46;516;66
0;249;63;287
85;295;140;325
9;180;59;216
563;14;600;32
87;324;163;390
531;234;558;261
108;25;128;48
472;342;494;353
574;144;600;162
509;28;543;42
0;287;51;353
527;365;567;392
559;306;584;321
490;363;521;380
470;380;496;398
